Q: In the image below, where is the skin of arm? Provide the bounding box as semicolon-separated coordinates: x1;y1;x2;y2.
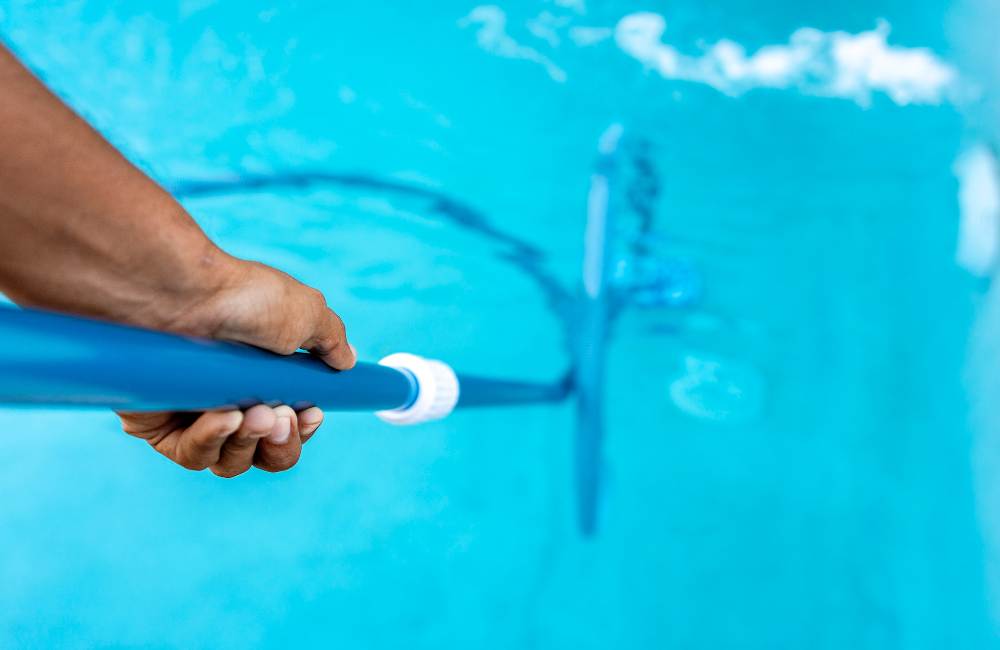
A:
0;42;356;477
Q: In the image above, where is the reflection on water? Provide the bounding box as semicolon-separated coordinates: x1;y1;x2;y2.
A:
669;354;765;423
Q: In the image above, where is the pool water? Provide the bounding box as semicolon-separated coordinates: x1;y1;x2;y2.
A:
1;0;998;647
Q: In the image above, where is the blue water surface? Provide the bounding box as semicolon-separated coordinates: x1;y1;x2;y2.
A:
0;0;997;647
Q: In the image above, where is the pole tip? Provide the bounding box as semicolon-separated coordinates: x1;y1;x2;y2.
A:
375;353;460;425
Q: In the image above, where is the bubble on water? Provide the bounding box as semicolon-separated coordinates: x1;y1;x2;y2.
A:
669;354;765;423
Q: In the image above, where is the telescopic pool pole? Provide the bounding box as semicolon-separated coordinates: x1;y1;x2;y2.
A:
0;306;568;422
573;123;623;536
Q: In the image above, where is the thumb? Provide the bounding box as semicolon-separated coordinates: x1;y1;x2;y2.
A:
303;307;357;370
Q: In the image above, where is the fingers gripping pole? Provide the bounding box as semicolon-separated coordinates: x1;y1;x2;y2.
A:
375;353;460;425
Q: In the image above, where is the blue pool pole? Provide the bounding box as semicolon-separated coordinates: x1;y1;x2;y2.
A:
0;305;567;420
574;123;623;535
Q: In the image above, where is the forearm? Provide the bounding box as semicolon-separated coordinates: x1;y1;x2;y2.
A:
0;43;354;477
0;43;230;328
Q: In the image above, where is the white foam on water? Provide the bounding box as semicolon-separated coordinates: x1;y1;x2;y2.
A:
669;355;765;423
954;145;1000;277
569;26;613;47
458;6;568;82
527;11;571;47
615;12;958;107
545;0;586;16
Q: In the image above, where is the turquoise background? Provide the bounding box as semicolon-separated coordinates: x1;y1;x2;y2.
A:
0;0;996;647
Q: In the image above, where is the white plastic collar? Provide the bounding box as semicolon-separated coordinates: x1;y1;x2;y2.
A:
375;353;460;425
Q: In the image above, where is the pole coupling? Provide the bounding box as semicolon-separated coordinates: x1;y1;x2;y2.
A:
375;353;460;425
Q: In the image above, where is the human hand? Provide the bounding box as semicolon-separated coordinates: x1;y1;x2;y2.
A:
119;405;320;476
117;257;356;477
0;43;356;475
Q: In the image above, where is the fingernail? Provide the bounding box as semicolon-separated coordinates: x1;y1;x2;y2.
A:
267;416;291;444
217;411;243;438
349;344;357;360
299;406;322;421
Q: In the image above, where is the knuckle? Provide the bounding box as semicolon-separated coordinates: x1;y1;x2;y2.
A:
330;314;346;339
266;454;295;470
179;457;209;471
273;339;301;355
271;323;309;354
210;464;250;479
119;413;174;439
307;287;327;312
272;454;299;471
227;435;259;450
254;450;299;473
